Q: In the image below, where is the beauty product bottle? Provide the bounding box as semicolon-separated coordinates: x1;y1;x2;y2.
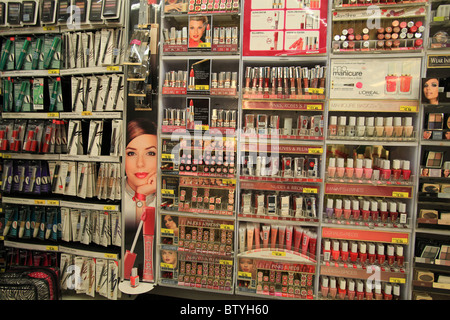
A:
341;241;349;262
375;117;384;138
377;243;386;264
387;245;395;266
374;283;383;300
343;199;352;220
400;61;412;94
381;159;391;181
380;201;389;222
392;159;402;180
389;202;398;223
338;278;347;300
393;117;403;138
396;245;404;267
359;242;367;263
365;281;374;300
347;279;356;300
326;198;334;218
331;240;340;261
385;62;398;93
349;242;358;262
337;116;347;137
321;276;329;298
336;158;345;178
393;284;401;300
363;159;373;179
334;199;343;219
352;158;363;179
356;116;366;137
361;200;370;221
352;199;360;220
345;158;354;179
346;116;356;137
130;267;140;288
366;117;375;137
370;200;379;221
403;117;413;138
329;277;337;299
328;157;336;178
398;202;407;224
329;116;337;136
368;243;376;264
384;117;394;138
402;160;411;181
323;239;331;261
356;280;365;300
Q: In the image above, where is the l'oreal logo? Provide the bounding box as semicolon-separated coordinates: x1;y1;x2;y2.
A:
332;66;363;77
359;90;380;96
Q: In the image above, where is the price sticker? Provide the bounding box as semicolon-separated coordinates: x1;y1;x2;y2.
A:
162;189;175;195
82;111;93;116
161;263;174;269
106;66;120;72
48;69;59;75
47;200;60;206
194;124;209;131
43;26;56;31
104;253;118;259
34;200;46;205
103;205;117;211
220;260;233;266
306;104;323;110
308;148;323;154
162;153;175;160
161;228;174;235
399;106;417;112
46;246;58;252
303;188;318;194
307;88;324;94
272;251;286;257
198;43;211;48
392;237;408;244
220;224;234;231
47;112;59;118
195;85;210;90
392;192;409;198
389;277;406;284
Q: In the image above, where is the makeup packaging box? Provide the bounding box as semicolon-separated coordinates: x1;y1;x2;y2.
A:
15;36;34;71
43;34;62;69
14;79;32;112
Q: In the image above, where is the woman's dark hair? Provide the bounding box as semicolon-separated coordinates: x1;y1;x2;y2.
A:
126;118;157;146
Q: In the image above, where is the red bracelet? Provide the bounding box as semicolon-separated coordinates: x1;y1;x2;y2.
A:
133;193;146;202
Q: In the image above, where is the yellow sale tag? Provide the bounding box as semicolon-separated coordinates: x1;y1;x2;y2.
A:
161;228;174;235
303;188;318;194
389;278;406;284
34;200;46;205
392;192;409;198
48;70;59;75
47;112;59;118
47;200;60;206
162;189;175;195
198;43;211;48
308;148;323;154
220;260;233;266
272;251;286;257
220;224;234;231
307;88;324;94
162;154;175;160
238;271;252;278
82;111;93;116
46;246;58;252
107;66;120;71
103;205;116;211
104;253;118;259
43;26;56;31
306;104;323;110
399;106;417;112
392;238;408;244
161;263;174;269
195;85;210;90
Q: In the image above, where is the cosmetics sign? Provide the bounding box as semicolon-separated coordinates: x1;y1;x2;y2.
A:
330;58;422;100
243;0;328;56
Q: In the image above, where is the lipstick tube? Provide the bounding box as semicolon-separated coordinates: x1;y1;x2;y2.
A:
264;67;270;92
295;67;302;95
277;67;283;94
245;67;251;91
283;67;290;95
270;67;277;94
258;67;265;92
251;67;258;92
289;67;296;95
302;67;309;95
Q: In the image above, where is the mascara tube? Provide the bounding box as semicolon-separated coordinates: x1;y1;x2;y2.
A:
44;36;61;69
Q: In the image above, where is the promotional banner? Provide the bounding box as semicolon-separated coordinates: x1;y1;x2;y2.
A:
330;58;422;100
243;0;328;56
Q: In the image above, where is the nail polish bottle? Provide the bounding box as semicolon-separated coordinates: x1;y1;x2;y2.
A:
393;284;401;300
393;117;403;138
377;243;386;264
374;283;383;300
380;201;389;222
348;279;356;300
398;202;407;224
329;277;337;299
346;116;356;137
396;245;404;267
336;158;345;178
130;267;140;288
329;116;338;137
338;278;347;300
326;198;334;218
392;159;402;180
356;280;365;300
359;242;367;264
341;241;349;262
350;242;359;262
345;158;354;179
343;199;352;220
331;240;340;261
366;117;375;137
354;158;364;179
368;243;376;264
387;244;395;266
385;62;398;93
370;200;379;221
389;202;398;223
323;239;331;261
321;276;329;298
363;159;373;180
403;117;413;138
381;159;391;181
400;61;412;94
375;117;384;138
337;116;347;137
328;157;336;178
356;116;366;137
384;117;394;138
402;160;411;181
365;281;374;300
361;200;370;221
335;199;343;219
352;199;361;220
